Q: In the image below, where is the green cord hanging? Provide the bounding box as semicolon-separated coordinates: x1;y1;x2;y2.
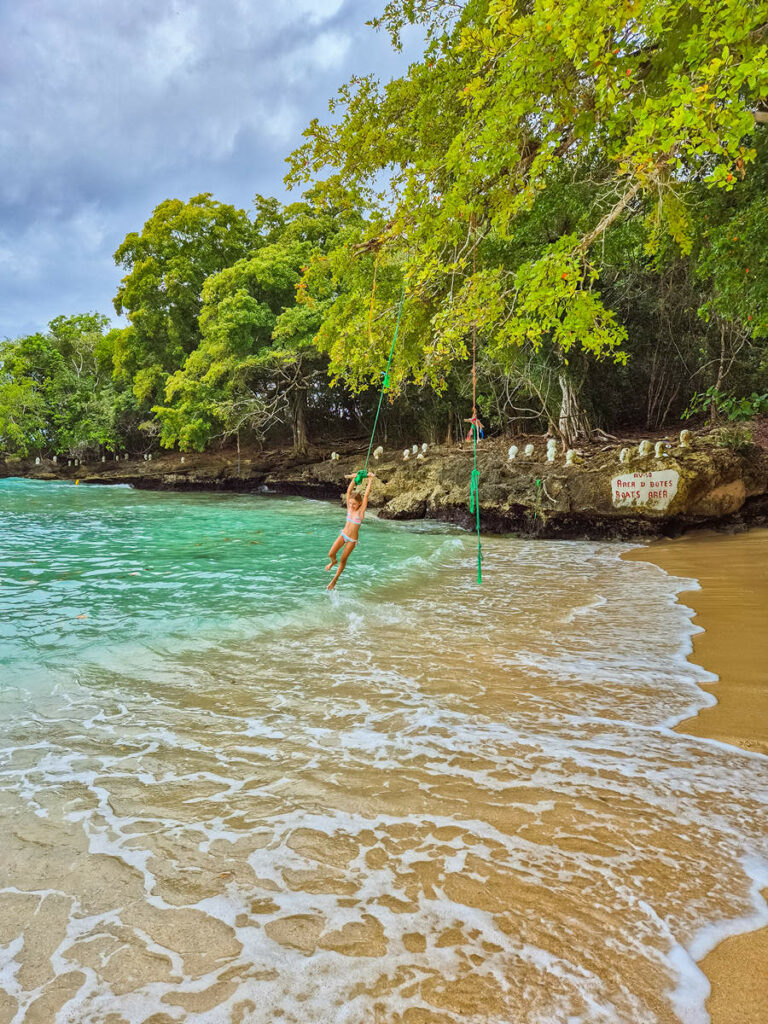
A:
353;280;406;488
470;424;482;585
532;477;542;521
467;216;482;585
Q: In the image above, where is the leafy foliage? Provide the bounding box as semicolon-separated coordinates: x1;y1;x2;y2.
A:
153;197;360;451
112;194;260;408
683;386;768;420
0;314;127;456
286;0;768;440
3;3;768;455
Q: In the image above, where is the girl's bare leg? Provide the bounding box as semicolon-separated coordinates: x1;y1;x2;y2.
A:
326;535;345;571
327;542;356;590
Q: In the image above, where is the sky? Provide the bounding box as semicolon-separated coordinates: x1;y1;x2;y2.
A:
0;0;415;339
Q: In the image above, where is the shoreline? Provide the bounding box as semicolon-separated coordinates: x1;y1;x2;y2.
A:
625;530;768;1024
3;435;768;540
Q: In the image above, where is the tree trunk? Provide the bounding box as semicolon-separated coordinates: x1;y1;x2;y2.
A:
291;389;309;453
557;372;590;448
445;408;454;446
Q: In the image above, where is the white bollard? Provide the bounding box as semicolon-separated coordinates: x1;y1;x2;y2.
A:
680;429;692;448
524;443;534;458
35;456;40;465
412;444;418;455
181;456;185;464
421;443;428;453
403;449;410;460
565;450;575;466
619;448;630;464
508;445;518;461
546;439;557;463
654;441;665;459
638;440;652;457
52;456;57;464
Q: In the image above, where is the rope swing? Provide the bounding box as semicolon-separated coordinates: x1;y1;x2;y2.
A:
354;278;407;488
468;327;483;585
352;239;482;588
465;222;482;585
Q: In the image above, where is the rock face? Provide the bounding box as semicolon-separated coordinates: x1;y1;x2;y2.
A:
3;436;767;539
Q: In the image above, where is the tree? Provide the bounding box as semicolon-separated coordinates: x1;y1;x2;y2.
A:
287;0;768;443
0;313;125;457
153;241;305;451
112;194;259;409
154;195;362;452
692;131;768;406
0;376;48;456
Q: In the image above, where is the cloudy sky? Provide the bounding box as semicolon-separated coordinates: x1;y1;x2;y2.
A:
0;0;415;339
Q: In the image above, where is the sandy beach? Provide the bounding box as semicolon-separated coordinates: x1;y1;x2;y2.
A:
627;530;768;1024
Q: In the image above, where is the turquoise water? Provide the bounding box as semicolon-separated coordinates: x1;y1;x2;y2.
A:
0;478;461;689
1;478;768;1024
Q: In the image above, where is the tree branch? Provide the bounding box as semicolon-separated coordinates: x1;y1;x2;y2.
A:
579;179;644;251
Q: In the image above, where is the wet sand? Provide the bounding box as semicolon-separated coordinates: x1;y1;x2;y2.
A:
626;529;768;1024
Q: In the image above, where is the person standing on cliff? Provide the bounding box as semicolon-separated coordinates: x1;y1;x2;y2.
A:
325;472;375;590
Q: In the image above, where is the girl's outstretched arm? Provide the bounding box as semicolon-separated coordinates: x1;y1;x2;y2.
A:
344;476;355;502
359;472;375;512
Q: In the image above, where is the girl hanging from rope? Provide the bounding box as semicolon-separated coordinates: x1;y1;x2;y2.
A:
325;472;376;590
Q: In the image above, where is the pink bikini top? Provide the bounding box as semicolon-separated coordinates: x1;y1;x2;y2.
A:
346;512;362;525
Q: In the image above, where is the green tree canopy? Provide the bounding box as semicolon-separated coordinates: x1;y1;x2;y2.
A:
0;313;124;457
153;196;362;451
112;193;260;407
287;0;768;440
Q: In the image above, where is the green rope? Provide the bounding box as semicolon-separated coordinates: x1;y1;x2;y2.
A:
469;424;482;584
532;477;542;521
354;280;406;487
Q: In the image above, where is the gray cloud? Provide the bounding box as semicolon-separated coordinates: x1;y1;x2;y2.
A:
0;0;414;338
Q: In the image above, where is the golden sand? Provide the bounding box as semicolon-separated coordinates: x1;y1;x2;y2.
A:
626;529;768;1023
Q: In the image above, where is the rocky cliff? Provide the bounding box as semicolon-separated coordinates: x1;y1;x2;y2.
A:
3;433;767;539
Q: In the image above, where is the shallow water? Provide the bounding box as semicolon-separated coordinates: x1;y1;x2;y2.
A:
1;479;767;1024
